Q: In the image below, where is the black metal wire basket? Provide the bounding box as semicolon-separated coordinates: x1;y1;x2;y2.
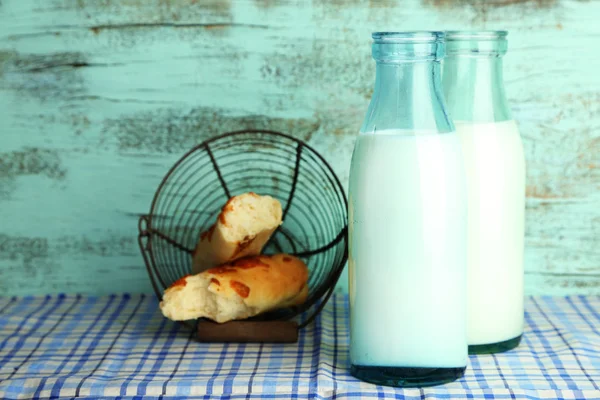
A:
138;130;348;342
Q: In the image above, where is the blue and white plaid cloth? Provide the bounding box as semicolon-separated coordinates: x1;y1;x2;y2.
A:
0;293;599;399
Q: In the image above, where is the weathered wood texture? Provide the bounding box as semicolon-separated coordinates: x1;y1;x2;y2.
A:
0;0;598;296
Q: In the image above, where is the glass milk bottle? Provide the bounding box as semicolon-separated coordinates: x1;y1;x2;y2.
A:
348;32;468;387
442;31;525;354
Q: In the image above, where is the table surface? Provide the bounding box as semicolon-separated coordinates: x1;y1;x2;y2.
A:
0;294;599;399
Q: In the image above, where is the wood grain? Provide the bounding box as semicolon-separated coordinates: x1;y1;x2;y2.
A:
0;0;598;296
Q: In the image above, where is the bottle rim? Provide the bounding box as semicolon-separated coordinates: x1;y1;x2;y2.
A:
372;31;445;43
445;31;508;41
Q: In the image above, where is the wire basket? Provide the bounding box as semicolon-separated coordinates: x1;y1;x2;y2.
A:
138;130;348;340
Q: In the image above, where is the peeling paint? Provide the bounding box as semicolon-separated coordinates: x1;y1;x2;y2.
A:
0;233;142;294
0;50;88;101
261;41;372;98
88;22;268;34
3;51;89;73
424;0;558;8
0;235;49;262
559;279;600;288
66;0;234;25
421;0;560;22
254;0;278;8
0;148;67;180
102;107;322;153
526;185;564;199
0;234;137;260
54;235;137;257
368;0;395;8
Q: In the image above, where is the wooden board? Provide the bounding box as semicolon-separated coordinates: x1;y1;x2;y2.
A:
0;0;598;296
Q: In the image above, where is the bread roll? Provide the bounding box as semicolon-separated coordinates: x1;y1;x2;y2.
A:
192;193;282;274
161;254;308;323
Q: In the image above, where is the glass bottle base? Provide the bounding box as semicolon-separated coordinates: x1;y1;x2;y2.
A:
468;334;522;355
350;364;466;387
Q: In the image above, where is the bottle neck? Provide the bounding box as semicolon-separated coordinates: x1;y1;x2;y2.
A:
361;60;454;134
442;55;511;124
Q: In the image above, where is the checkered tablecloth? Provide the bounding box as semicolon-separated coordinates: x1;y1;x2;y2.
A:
0;294;599;399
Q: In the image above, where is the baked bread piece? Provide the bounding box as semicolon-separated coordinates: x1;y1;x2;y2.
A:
161;254;308;323
192;193;282;274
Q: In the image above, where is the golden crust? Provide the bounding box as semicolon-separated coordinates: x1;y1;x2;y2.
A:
204;254;309;312
161;254;309;323
191;193;282;274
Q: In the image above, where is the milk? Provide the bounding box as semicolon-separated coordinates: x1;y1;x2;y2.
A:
348;131;467;368
455;120;525;346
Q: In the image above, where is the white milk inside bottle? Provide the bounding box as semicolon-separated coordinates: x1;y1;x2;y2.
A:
443;31;526;352
455;120;525;345
349;131;467;367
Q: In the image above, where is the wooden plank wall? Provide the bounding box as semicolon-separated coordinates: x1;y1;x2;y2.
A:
0;0;598;296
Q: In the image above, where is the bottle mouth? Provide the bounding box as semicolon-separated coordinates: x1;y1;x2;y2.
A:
371;31;445;62
372;31;445;43
444;31;508;57
445;31;508;41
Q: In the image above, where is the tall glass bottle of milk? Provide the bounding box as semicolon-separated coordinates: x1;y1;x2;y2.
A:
348;32;468;387
442;31;525;354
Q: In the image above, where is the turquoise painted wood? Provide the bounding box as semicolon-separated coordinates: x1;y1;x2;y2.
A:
0;0;598;296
